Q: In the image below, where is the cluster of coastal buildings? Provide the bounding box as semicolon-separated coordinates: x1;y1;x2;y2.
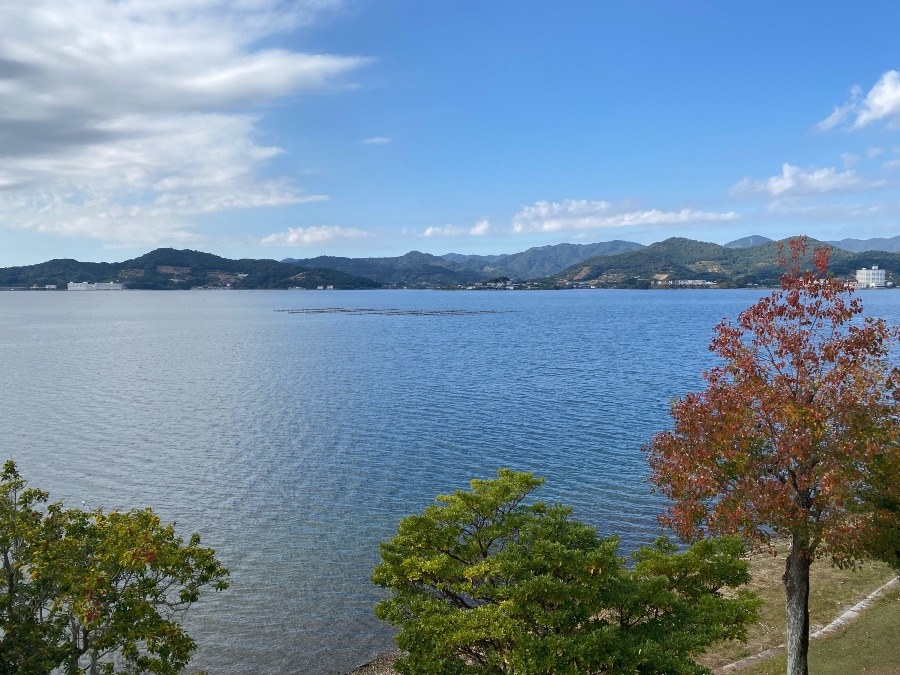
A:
66;281;125;290
648;266;889;289
5;266;892;292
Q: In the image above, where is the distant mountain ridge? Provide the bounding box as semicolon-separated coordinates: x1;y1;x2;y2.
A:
725;235;773;249
441;240;645;279
825;234;900;253
725;234;900;253
283;240;645;285
281;251;479;287
2;234;899;290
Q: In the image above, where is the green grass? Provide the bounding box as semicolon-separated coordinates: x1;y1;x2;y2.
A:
737;584;900;675
699;545;896;670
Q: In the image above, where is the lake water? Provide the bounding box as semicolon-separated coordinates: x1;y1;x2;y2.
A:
2;288;898;674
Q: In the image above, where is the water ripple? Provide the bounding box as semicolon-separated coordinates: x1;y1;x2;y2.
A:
1;289;898;673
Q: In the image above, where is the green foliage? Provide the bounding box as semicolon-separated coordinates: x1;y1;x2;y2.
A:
0;461;228;674
372;469;760;675
856;450;900;571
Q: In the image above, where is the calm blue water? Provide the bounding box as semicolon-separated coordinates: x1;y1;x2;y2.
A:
1;288;897;673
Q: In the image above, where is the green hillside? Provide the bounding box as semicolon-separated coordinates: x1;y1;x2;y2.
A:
442;240;645;279
554;237;900;288
283;250;483;286
4;237;899;291
0;248;381;290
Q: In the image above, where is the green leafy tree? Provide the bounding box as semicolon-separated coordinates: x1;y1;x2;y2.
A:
645;240;900;675
372;469;759;674
0;461;228;675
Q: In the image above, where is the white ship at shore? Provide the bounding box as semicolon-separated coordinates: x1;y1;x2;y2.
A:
67;281;124;291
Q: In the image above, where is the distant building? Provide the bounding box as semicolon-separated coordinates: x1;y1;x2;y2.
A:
856;266;886;288
67;281;124;291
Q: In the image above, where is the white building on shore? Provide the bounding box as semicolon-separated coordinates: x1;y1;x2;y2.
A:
856;266;886;288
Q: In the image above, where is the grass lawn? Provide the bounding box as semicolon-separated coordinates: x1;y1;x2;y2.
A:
735;584;900;675
699;544;897;672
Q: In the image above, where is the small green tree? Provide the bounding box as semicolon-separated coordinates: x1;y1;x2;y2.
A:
0;461;229;675
372;469;759;674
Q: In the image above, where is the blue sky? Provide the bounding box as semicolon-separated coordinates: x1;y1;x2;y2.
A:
1;1;899;266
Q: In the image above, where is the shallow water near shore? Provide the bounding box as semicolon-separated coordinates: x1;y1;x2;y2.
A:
2;288;898;674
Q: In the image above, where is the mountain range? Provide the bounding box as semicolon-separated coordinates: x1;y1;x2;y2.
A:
0;235;897;290
282;240;642;287
724;234;900;254
551;237;898;288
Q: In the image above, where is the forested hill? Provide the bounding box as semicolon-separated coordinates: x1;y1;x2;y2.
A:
284;240;644;284
4;236;900;290
0;248;381;290
553;237;900;288
282;251;483;287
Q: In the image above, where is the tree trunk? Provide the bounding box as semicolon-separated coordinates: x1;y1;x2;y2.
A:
783;534;812;675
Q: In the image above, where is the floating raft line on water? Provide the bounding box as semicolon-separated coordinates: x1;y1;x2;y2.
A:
276;307;506;316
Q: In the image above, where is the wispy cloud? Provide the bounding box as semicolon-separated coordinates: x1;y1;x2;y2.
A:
816;86;862;132
0;0;369;248
764;201;894;223
510;200;737;233
361;136;391;145
261;225;369;246
729;163;881;198
816;71;900;131
470;218;491;235
422;218;491;237
841;152;860;168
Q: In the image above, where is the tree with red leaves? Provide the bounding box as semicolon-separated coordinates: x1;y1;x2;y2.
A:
645;238;900;675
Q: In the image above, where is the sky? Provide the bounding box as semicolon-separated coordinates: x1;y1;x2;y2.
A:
1;1;900;267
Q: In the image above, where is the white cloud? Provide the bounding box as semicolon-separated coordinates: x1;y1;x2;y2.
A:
261;225;369;246
841;152;860;168
510;199;737;233
470;218;491;235
816;71;900;130
0;0;368;247
422;225;463;236
815;86;861;132
855;70;900;128
361;136;391;145
729;163;877;198
422;218;492;237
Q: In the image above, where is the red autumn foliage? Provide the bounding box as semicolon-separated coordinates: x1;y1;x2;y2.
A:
646;238;899;560
645;238;900;674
